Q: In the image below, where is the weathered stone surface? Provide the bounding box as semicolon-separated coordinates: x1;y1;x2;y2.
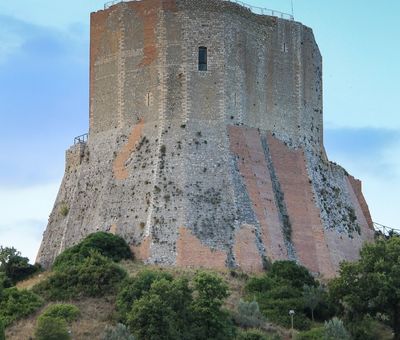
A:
36;0;374;277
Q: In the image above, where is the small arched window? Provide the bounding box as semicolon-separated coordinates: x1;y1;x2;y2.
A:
198;46;207;71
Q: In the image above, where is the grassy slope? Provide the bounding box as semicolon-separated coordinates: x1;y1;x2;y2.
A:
7;260;290;339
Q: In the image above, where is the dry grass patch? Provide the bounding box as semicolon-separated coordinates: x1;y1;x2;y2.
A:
5;297;115;340
16;271;51;290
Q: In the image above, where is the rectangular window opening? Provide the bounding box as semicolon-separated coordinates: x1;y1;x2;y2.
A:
198;46;207;71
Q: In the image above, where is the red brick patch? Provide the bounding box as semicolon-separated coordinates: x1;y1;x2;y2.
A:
228;126;287;261
267;134;335;277
234;224;264;272
176;227;227;269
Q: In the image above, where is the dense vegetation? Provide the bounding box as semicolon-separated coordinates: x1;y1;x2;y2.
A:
0;272;43;327
0;246;40;286
0;232;399;339
245;260;321;330
52;231;132;270
329;236;400;340
34;304;80;340
34;251;127;300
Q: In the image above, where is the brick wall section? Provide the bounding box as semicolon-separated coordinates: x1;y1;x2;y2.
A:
347;175;374;229
228;125;287;261
90;9;122;133
234;224;264;272
89;10;109;133
345;176;375;241
127;0;162;67
267;134;335;277
176;227;227;269
131;235;152;261
113;119;144;180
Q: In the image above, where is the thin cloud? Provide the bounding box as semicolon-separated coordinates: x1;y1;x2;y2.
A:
0;182;59;262
325;127;400;179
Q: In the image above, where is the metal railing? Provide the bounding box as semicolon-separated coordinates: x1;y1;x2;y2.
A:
224;0;293;20
104;0;138;9
373;222;400;236
104;0;294;20
74;133;88;145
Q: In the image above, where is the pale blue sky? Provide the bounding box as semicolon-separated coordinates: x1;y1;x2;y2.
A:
0;0;399;261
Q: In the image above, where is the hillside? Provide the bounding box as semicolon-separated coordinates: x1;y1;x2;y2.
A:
7;260;289;339
1;232;398;340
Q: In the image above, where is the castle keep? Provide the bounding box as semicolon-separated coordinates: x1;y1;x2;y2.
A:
37;0;374;277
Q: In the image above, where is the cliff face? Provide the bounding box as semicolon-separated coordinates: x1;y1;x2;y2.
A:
36;0;374;278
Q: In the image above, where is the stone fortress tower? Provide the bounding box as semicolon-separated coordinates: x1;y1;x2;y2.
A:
37;0;375;278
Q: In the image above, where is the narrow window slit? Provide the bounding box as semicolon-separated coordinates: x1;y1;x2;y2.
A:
198;46;207;71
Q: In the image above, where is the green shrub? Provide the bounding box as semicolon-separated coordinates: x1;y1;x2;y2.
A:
345;315;385;340
296;327;324;340
0;287;43;326
268;261;317;289
101;323;135;340
53;232;132;270
41;304;80;323
236;328;274;340
0;318;5;340
233;299;266;329
34;252;127;300
116;269;173;322
324;317;350;340
59;203;69;217
248;285;311;330
245;261;317;331
35;316;70;340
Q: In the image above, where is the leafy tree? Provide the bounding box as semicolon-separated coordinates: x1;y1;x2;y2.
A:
128;278;192;340
0;247;19;268
53;232;132;270
303;285;325;322
35;316;70;340
0;246;39;285
125;271;234;340
116;270;173;323
329;236;400;339
190;272;236;340
129;293;177;340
